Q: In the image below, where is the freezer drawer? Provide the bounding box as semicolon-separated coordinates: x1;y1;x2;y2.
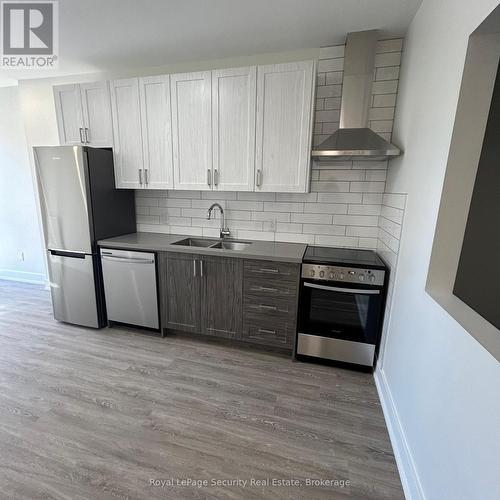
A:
47;250;100;328
101;248;159;329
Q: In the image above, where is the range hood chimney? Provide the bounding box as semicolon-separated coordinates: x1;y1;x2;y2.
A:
312;30;401;160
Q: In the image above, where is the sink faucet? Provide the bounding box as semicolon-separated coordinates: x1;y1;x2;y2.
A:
207;203;230;238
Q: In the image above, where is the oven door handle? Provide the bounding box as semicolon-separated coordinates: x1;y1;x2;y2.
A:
304;282;381;295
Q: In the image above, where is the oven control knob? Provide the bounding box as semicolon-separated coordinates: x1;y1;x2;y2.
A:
310;270;315;277
319;270;325;278
359;274;365;281
329;272;334;279
339;273;344;280
369;275;376;283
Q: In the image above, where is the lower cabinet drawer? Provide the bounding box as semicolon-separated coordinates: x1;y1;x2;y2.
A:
242;319;295;348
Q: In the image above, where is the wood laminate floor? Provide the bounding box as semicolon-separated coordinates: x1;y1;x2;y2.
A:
0;280;404;500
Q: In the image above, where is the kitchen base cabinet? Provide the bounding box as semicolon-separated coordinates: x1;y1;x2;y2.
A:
242;259;300;349
159;252;201;333
201;256;243;339
158;253;298;352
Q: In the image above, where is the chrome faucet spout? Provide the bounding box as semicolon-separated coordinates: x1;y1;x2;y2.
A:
207;203;231;239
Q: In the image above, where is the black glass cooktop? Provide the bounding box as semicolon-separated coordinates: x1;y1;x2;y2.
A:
303;246;386;269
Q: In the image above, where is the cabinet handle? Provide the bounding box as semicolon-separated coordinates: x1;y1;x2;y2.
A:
139;169;143;185
84;128;90;144
214;169;218;186
199;259;204;277
258;268;279;274
258;304;277;311
258;328;276;335
144;169;149;185
193;259;197;277
251;286;279;293
207;169;211;186
256;169;262;187
79;127;84;144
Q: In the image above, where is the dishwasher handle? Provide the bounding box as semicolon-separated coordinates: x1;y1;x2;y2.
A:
101;255;154;264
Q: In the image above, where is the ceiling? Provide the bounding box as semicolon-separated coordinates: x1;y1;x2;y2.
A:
0;0;422;86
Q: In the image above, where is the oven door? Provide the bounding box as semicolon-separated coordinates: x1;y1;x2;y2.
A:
297;280;384;366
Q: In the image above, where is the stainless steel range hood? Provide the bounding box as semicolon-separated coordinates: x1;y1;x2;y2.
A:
312;30;401;160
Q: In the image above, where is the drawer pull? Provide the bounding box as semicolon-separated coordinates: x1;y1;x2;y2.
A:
251;286;278;293
258;268;279;274
258;328;276;335
258;304;277;311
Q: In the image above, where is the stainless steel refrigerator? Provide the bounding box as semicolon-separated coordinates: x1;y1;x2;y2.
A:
34;146;136;328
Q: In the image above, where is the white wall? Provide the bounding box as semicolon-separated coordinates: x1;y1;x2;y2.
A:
377;1;500;499
0;86;46;284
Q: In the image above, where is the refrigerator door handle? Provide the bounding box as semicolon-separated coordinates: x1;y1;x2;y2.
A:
49;249;87;259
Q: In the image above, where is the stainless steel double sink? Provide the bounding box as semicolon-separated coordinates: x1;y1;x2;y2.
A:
172;238;252;251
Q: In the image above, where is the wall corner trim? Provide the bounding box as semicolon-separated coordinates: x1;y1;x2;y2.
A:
374;368;426;500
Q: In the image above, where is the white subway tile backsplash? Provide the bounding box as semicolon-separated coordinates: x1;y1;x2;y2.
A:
346;226;380;237
303;203;348;214
372;80;399;95
377;38;404;53
237;192;276;201
375;66;400;81
251;211;290;222
315;235;359;247
350;181;386;193
319;45;345;59
310;181;350;192
291;213;333;224
201;191;237;200
136;197;160;207
347;204;381;216
276;192;318;202
333;215;379;226
302;224;346;235
372;93;397;108
319;169;365;181
226;201;264;211
318;58;344;73
375;52;401;68
275;233;315;244
362;193;384;204
134;40;405;251
158;198;191;208
276;222;302;233
168;190;201;199
263;202;304;213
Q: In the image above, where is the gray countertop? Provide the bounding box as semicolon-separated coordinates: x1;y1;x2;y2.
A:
98;232;307;263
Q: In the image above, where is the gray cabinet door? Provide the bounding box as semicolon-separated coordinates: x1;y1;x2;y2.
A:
200;256;243;339
159;252;200;333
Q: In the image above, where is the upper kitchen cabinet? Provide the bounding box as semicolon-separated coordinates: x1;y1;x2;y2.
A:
171;71;212;190
255;61;316;192
139;75;174;189
109;78;144;189
54;82;113;147
212;67;256;191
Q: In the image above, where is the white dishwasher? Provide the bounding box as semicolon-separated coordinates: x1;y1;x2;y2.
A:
100;248;159;329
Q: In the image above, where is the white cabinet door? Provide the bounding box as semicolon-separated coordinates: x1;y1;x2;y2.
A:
80;81;113;147
212;67;256;192
109;78;144;189
171;71;212;190
139;75;173;189
54;84;85;145
255;61;315;192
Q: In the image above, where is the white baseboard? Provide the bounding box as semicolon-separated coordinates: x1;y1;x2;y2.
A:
0;269;48;286
374;368;426;500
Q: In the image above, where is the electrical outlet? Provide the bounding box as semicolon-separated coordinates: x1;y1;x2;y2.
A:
264;219;276;232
